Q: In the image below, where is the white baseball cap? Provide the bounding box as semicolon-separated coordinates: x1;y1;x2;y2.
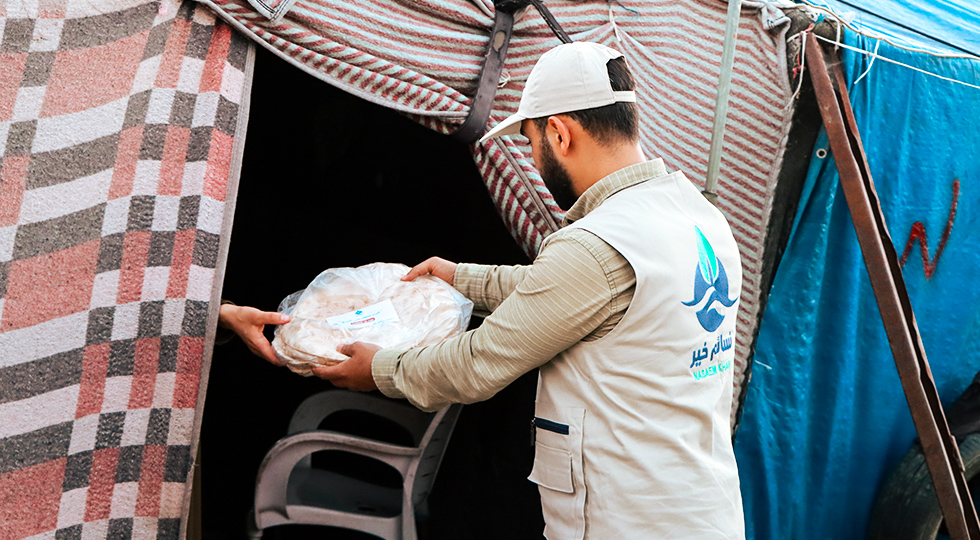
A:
479;41;636;143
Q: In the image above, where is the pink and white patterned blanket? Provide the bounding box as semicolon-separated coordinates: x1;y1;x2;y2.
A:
0;1;251;537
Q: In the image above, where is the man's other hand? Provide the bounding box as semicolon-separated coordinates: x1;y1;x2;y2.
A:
311;342;381;391
403;256;458;286
218;304;289;365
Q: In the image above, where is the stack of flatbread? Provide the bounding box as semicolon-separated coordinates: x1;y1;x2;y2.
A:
272;263;473;375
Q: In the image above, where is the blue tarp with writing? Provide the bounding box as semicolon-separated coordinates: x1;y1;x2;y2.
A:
734;30;980;539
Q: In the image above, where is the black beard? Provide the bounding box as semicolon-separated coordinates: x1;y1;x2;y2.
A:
538;135;578;211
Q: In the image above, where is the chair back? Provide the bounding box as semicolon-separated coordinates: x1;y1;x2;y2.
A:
288;390;433;443
410;403;463;508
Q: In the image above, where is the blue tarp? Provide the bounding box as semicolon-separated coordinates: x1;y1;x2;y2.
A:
734;27;980;540
819;0;980;57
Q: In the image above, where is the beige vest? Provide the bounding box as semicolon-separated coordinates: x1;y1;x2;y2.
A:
528;171;745;539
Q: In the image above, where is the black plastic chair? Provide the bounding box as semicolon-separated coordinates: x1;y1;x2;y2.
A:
247;390;461;539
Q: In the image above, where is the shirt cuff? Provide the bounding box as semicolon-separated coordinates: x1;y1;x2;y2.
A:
455;263;490;308
215;299;237;346
372;349;406;399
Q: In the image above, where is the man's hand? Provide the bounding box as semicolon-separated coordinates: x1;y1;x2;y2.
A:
218;304;289;365
311;342;380;391
403;256;458;286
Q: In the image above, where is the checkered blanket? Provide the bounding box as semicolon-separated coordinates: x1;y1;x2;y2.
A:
0;1;251;538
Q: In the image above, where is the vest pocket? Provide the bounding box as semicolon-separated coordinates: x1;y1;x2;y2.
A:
529;405;586;539
528;442;574;493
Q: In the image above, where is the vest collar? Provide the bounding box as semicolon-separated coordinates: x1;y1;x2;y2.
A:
563;158;668;226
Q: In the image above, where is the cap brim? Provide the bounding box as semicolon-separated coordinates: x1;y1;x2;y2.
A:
479;113;526;143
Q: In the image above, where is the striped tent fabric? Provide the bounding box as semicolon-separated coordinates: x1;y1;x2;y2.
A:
0;1;252;538
196;0;796;427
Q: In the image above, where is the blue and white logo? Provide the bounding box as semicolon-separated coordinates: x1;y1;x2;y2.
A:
682;227;737;332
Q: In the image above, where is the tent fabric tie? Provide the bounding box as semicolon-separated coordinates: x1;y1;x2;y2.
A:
451;0;572;143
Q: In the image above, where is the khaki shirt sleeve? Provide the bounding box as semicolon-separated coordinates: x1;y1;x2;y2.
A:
454;263;530;317
372;229;629;411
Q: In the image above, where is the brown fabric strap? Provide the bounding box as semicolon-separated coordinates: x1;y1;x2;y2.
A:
452;0;571;142
527;0;573;44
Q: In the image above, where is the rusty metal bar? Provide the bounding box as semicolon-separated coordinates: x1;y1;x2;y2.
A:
805;32;980;539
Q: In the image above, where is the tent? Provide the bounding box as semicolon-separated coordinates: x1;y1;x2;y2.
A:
0;0;838;537
197;0;805;430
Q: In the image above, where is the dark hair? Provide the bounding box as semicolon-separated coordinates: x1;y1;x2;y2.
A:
532;56;639;145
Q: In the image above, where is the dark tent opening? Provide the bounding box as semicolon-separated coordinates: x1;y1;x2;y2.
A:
201;46;544;539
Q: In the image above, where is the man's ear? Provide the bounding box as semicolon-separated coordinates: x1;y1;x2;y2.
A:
547;115;573;156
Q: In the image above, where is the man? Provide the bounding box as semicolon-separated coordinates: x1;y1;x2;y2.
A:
228;41;745;538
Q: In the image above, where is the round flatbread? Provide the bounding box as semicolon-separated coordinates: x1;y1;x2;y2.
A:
272;263;472;375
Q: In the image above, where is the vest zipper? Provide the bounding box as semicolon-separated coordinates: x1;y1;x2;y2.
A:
532;417;570;436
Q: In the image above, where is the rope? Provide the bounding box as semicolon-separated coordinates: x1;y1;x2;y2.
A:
609;3;621;44
785;23;813;107
812;0;979;59
813;34;980;90
606;1;638;46
851;38;879;85
783;29;980;91
794;0;980;60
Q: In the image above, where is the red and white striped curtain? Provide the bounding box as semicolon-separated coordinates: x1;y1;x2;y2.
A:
195;0;797;427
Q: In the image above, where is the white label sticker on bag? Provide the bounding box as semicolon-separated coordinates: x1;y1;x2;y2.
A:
325;299;400;329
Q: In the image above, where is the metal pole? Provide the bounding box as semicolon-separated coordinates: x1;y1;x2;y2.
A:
703;0;743;205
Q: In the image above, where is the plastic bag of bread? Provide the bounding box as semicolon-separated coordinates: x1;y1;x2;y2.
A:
272;262;473;376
